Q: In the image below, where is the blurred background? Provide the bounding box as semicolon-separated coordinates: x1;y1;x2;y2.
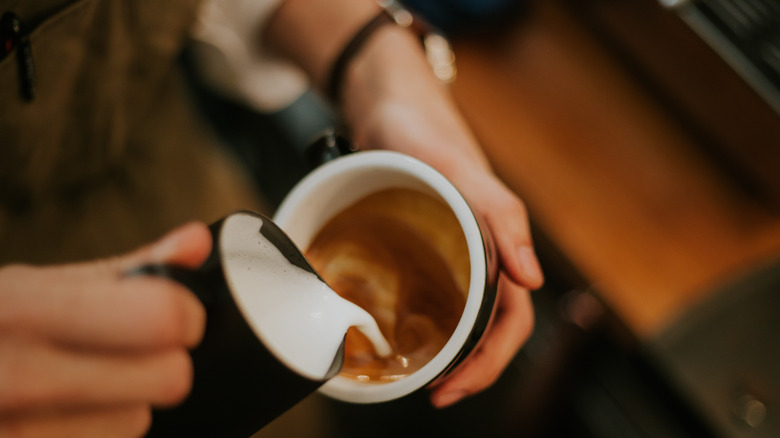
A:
184;0;780;436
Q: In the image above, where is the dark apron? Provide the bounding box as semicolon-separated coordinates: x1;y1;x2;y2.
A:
0;0;265;265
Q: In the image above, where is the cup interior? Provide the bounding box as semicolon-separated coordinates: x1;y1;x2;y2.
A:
274;151;490;403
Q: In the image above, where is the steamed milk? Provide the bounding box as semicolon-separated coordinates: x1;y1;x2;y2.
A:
220;213;391;381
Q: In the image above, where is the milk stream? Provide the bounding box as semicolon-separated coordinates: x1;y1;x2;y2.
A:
220;213;391;381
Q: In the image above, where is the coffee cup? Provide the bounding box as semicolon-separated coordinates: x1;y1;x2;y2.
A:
139;140;498;436
274;148;499;403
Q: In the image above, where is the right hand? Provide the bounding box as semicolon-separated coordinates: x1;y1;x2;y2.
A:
0;222;211;438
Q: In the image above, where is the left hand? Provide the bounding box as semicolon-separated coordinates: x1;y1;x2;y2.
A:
339;24;544;408
266;0;544;408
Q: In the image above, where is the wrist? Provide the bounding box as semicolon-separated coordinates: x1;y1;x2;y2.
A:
340;27;490;169
326;2;455;104
340;23;433;124
265;0;381;91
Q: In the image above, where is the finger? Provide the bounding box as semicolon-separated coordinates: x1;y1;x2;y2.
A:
487;210;544;290
0;222;211;350
430;276;534;408
0;337;193;413
0;404;151;438
118;221;213;272
480;185;544;290
452;170;543;290
0;265;206;350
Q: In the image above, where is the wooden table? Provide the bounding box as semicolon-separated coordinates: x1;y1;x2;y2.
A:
449;0;780;340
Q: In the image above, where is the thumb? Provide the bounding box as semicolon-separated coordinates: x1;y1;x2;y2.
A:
119;222;213;272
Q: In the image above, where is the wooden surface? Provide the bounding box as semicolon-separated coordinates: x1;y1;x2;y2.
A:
449;1;780;340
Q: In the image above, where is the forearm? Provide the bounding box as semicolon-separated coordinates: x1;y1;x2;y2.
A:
264;0;492;175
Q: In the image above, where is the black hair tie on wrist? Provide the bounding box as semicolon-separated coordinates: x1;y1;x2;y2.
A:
325;10;394;104
325;2;456;106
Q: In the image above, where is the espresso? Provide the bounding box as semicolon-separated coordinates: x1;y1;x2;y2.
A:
305;188;469;382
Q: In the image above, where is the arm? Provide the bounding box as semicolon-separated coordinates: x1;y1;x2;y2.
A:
266;0;544;407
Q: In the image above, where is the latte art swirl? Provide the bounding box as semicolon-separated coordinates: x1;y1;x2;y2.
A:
305;189;469;382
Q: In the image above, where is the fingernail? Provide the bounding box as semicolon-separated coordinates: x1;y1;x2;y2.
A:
433;390;467;408
518;246;543;287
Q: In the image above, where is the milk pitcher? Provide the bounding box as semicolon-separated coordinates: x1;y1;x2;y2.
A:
136;211;389;438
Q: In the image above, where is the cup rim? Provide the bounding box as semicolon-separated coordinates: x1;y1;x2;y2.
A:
273;150;490;403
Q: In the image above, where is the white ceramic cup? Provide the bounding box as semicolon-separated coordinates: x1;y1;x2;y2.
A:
274;150;498;403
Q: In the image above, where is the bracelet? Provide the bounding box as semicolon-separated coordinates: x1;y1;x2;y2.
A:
325;10;394;103
325;1;456;104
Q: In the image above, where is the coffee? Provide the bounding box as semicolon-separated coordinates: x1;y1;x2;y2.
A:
305;188;469;382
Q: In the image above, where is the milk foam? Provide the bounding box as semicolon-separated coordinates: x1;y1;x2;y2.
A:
221;213;391;381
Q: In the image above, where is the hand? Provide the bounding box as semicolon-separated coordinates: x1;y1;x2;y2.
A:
339;24;544;408
427;173;541;408
0;222;211;437
266;0;544;408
